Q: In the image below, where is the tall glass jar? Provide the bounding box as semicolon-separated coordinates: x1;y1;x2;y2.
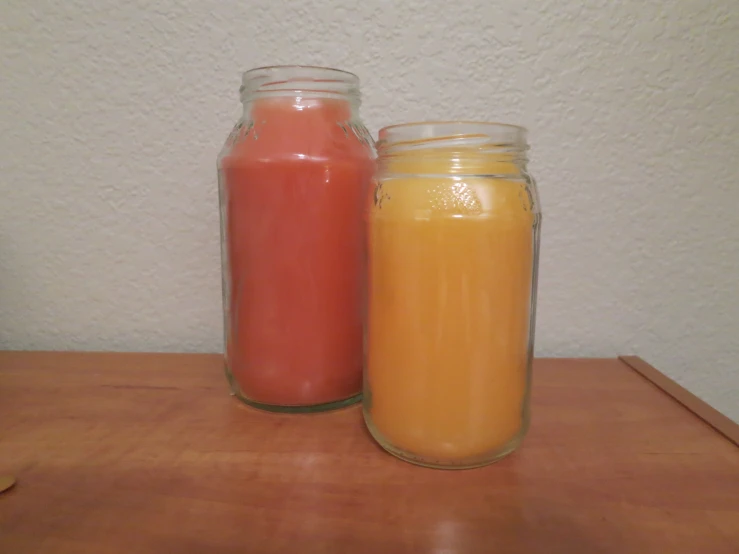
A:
217;66;375;412
363;122;541;468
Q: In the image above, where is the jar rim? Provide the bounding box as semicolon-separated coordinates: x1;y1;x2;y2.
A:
241;65;360;100
243;65;359;81
378;121;527;151
381;120;526;133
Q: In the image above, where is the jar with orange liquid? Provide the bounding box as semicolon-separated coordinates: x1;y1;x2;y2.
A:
364;122;541;468
217;66;375;412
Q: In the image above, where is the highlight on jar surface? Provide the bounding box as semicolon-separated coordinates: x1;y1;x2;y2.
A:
217;66;376;412
363;121;541;468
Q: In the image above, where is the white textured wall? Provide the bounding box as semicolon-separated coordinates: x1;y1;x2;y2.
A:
1;0;737;419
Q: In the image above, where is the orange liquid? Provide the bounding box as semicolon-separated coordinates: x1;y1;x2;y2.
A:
366;164;536;463
219;97;374;406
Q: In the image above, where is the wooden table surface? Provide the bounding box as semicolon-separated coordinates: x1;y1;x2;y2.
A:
0;352;737;553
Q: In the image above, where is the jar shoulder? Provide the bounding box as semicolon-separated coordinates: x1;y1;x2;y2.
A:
372;175;540;219
220;112;375;164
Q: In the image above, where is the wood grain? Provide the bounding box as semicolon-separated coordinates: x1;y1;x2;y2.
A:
0;352;737;553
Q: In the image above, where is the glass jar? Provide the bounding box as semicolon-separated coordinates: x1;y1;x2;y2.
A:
217;66;375;412
363;122;541;468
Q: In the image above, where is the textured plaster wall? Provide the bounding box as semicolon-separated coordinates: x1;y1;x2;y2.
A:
1;0;737;419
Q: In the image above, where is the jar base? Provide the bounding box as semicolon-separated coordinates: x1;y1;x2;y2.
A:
232;390;361;413
225;363;361;413
363;407;527;469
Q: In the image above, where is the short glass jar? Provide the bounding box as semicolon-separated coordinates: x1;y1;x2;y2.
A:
217;66;375;412
363;122;541;468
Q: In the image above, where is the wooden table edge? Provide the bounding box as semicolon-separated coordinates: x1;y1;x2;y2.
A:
2;351;736;447
618;355;739;447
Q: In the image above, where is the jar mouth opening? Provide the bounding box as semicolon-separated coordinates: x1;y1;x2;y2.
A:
378;121;528;155
241;65;360;100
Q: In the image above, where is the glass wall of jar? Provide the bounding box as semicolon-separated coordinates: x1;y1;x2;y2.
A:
363;122;541;467
217;66;376;412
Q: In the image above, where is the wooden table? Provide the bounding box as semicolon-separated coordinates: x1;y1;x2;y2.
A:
0;352;737;553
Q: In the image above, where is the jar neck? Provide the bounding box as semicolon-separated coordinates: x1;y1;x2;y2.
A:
377;122;528;176
240;65;360;117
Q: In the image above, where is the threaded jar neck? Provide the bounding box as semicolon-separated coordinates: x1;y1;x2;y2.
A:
240;65;361;105
377;121;528;176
